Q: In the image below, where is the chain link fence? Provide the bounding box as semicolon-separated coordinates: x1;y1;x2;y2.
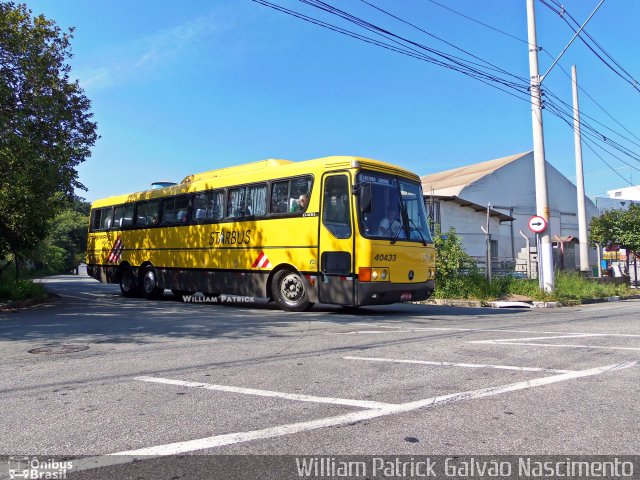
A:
457;232;538;279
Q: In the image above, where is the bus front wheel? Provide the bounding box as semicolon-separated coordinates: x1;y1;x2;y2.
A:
119;266;139;298
272;269;313;312
142;266;164;300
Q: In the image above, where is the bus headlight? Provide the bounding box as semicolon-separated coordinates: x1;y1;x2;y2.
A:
359;267;390;282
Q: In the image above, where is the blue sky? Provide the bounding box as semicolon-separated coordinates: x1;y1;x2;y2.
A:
25;0;640;202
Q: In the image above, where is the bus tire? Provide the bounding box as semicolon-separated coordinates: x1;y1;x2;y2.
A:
119;266;139;298
142;266;164;300
271;269;313;312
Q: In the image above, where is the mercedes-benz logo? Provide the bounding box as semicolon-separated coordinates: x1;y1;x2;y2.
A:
408;270;414;280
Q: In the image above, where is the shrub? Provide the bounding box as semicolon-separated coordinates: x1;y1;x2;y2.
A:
433;227;507;300
0;278;47;302
506;271;630;304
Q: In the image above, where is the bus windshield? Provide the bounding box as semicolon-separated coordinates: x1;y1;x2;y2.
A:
356;171;433;244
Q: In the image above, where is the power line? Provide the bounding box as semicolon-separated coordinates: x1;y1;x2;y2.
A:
539;0;640;93
425;0;531;46
297;0;529;88
545;0;640;86
582;138;640;193
543;90;640;165
421;0;640;145
252;0;532;99
254;0;640;185
359;0;526;83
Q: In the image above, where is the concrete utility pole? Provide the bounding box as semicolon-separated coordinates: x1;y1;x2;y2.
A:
526;0;554;291
572;65;590;273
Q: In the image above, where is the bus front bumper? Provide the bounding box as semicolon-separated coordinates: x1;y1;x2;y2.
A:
355;280;435;306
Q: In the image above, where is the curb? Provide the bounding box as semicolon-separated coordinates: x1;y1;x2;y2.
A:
424;299;485;308
0;294;54;312
422;294;640;309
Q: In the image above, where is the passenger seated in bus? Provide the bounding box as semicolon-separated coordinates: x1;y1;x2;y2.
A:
177;210;188;223
378;209;401;236
290;194;308;212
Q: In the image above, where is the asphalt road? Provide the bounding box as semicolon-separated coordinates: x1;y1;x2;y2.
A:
1;275;639;478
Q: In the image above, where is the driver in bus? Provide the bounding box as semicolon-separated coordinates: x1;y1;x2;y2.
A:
378;208;401;236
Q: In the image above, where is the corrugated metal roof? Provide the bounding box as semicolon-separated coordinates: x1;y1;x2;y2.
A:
420;151;531;197
430;195;515;223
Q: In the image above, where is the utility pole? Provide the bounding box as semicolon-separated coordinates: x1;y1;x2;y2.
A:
526;0;554;291
572;65;590;273
482;203;492;283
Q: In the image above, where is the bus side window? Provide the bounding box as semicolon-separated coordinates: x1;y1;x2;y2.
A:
271;181;290;214
113;206;123;229
227;188;246;218
121;204;134;227
90;209;102;231
100;207;113;230
246;184;267;217
135;200;160;227
162;196;189;225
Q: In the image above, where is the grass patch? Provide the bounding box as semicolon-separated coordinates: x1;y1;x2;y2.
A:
434;270;631;303
0;277;47;303
551;272;630;304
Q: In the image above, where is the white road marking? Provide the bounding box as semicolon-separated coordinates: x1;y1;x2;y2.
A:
328;327;640;337
70;361;636;472
342;355;576;374
470;334;604;343
134;376;393;410
477;341;640;352
470;333;640;351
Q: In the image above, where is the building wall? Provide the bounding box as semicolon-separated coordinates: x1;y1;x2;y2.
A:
437;201;509;259
594;196;640;213
607;185;640;200
454;152;598;267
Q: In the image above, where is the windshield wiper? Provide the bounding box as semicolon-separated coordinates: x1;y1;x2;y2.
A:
390;200;409;244
407;216;428;246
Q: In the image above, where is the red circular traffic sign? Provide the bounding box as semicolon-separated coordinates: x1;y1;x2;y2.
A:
528;215;547;233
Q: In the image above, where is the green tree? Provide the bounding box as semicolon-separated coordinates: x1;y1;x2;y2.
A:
0;2;97;278
590;204;640;255
47;204;89;270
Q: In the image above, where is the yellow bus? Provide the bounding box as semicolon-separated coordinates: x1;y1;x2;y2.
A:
86;156;436;311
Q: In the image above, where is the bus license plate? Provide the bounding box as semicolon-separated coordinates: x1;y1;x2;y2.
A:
400;292;412;301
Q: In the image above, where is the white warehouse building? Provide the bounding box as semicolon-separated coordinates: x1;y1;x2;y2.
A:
420;151;598;274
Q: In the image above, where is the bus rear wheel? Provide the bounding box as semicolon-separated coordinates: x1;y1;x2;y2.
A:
142;266;164;300
272;269;313;312
119;266;139;297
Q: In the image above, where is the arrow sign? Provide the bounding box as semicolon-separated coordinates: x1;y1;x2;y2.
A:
528;215;547;233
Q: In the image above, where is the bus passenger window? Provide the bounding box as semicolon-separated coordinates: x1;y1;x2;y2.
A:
192;190;224;222
227;188;246;218
271;181;289;214
135;200;160;227
270;176;312;215
162;196;190;225
246;184;267;217
90;209;102;231
100;208;113;230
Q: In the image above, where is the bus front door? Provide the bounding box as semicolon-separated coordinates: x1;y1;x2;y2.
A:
318;173;355;305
